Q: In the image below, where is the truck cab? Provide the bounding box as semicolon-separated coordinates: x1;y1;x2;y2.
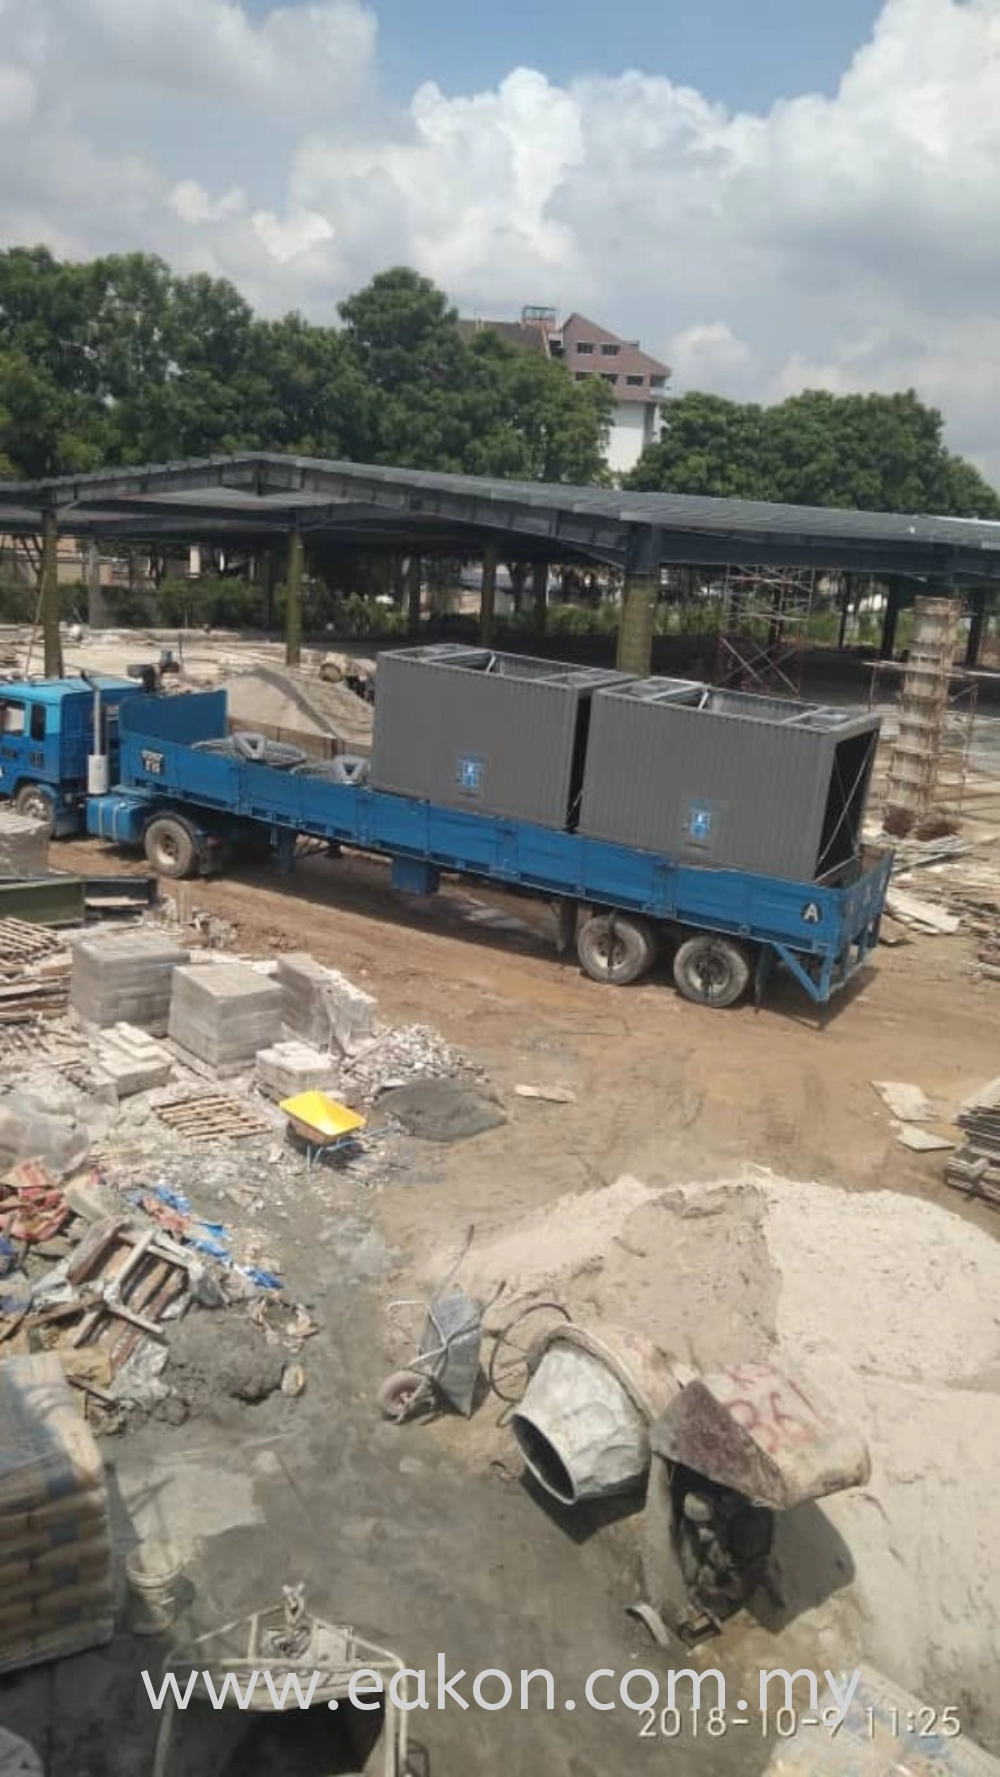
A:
0;676;145;835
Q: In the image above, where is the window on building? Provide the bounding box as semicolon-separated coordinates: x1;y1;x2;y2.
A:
626;374;645;386
601;373;618;384
601;343;620;356
1;702;25;736
575;341;594;355
574;371;591;381
29;704;47;741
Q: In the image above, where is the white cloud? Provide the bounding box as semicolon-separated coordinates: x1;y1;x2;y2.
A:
1;0;1000;478
251;206;334;264
169;181;246;226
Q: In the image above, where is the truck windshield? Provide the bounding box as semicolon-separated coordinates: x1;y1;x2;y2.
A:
0;702;25;735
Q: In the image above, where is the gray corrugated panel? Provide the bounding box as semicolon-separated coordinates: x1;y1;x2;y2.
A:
371;647;634;829
579;680;881;882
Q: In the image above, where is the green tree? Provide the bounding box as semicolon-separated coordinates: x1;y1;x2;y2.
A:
627;386;1000;518
626;392;767;498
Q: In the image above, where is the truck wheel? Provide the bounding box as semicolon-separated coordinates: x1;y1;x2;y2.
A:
14;783;55;829
673;934;752;1008
144;816;197;880
577;914;656;986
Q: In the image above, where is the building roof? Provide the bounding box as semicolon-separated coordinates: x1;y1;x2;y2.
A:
457;318;551;355
1;453;999;582
562;312;670;401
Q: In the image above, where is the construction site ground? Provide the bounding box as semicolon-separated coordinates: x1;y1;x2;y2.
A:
1;825;995;1777
2;626;999;1775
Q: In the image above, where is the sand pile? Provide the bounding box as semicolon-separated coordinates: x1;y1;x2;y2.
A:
217;665;373;758
459;1170;1000;1747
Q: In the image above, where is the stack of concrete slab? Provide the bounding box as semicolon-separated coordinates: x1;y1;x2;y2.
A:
276;952;378;1054
70;930;190;1033
74;1024;174;1105
255;1040;337;1104
169;962;283;1071
0;814;49;877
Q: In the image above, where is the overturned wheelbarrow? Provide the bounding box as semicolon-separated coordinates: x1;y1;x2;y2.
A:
378;1287;485;1424
640;1360;871;1643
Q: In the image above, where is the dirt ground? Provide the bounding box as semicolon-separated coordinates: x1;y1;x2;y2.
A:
3;831;999;1776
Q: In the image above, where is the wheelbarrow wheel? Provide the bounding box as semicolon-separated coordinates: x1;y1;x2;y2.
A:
378;1369;430;1423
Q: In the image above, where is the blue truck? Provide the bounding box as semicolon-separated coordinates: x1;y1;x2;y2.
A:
67;685;891;1011
0;674;148;837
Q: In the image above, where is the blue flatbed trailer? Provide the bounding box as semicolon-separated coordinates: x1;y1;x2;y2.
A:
85;690;892;1010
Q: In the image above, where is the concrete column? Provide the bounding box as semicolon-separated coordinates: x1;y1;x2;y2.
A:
532;560;548;632
285;528;304;666
616;572;657;676
406;555;422;636
837;574;852;651
40;508;62;678
879;578;903;660
479;542;499;646
965;587;986;669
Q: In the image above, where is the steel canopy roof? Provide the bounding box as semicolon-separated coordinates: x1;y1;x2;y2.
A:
2;451;999;581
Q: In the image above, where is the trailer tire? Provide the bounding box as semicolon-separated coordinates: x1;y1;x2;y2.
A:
144;816;197;880
673;934;752;1009
577;913;657;986
14;783;55;829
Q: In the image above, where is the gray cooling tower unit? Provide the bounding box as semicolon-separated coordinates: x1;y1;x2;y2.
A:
578;678;881;883
370;644;636;830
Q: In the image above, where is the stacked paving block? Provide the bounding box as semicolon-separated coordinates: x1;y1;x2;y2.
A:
276;952;378;1055
168;962;283;1071
75;1024;174;1105
0;815;49;878
254;1040;338;1104
70;930;190;1033
0;1354;114;1675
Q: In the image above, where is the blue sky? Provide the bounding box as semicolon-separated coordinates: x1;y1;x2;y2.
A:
330;0;885;112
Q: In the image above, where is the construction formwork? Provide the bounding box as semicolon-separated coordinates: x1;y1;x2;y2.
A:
875;598;975;837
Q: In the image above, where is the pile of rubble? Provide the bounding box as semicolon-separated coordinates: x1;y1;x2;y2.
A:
1;920;482;1429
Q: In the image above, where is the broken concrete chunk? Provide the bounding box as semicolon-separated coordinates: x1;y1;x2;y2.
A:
514;1084;577;1104
872;1080;934;1122
884;889;961;934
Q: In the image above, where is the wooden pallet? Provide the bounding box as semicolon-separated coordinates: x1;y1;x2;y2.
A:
0;918;65;973
154;1091;272;1143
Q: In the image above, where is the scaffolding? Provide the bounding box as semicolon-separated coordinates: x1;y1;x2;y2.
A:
872;597;977;837
713;565;819;697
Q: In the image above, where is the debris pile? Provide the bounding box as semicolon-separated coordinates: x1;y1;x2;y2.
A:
342;1023;472;1101
0;1353;114;1674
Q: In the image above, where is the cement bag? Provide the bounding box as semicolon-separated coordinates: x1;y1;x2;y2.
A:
0;1729;42;1777
0;1615;115;1679
0;1486;108;1547
0;1354;106;1516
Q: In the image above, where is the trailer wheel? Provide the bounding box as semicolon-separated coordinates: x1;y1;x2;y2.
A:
14;783;55;829
144;816;197;880
673;934;752;1008
577;914;657;986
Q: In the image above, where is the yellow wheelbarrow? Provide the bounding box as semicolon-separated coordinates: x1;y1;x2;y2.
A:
280;1091;367;1171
